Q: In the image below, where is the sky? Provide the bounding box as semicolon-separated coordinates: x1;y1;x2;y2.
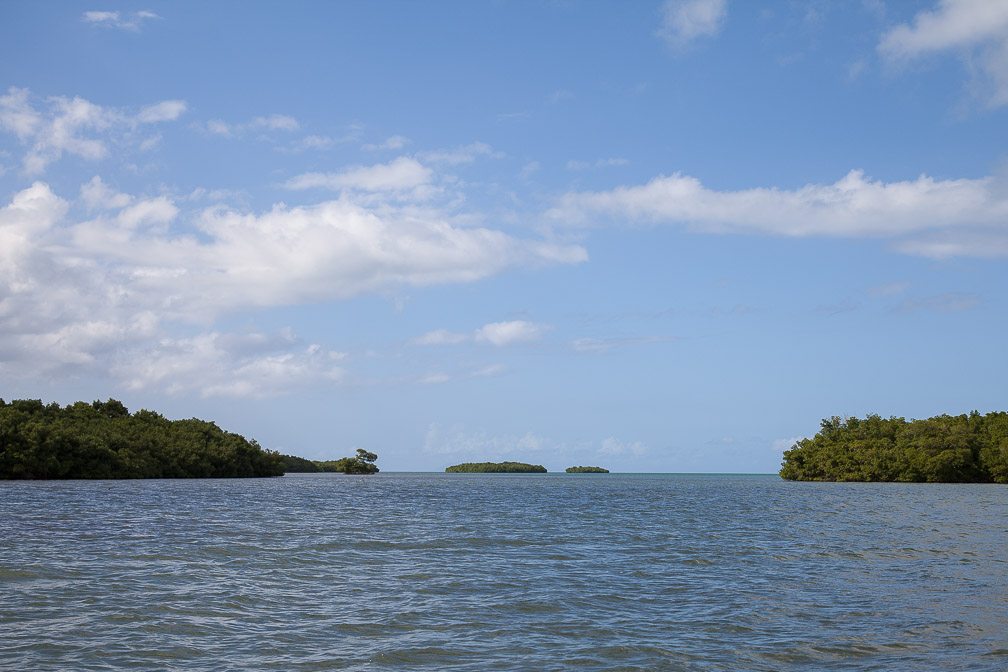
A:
1;0;1007;473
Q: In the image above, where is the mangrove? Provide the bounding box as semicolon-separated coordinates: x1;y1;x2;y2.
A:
779;411;1008;483
446;461;547;473
0;397;284;479
566;466;609;473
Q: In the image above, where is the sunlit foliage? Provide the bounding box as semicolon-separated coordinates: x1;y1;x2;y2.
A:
565;466;609;473
780;411;1008;483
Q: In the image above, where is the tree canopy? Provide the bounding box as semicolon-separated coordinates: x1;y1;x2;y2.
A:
779;411;1008;483
0;398;284;479
445;461;547;473
566;466;609;473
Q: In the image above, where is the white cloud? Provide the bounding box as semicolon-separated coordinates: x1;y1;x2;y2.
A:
116;196;178;229
475;321;550;346
284;157;433;192
598;437;647;457
0;180;585;391
472;363;507;377
250;114;299;131
363;135;410;151
657;0;728;48
878;0;1008;106
115;332;347;398
423;423;548;456
136;100;186;123
415;321;552;347
772;437;805;455
80;175;131;210
198;114;299;138
549;169;1008;257
0;87;41;140
419;142;500;165
0;88;185;174
82;10;162;32
566;157;629;171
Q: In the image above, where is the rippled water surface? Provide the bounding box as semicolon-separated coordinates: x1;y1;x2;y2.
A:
2;473;1007;670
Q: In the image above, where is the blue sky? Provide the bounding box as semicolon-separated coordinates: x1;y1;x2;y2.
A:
2;0;1007;472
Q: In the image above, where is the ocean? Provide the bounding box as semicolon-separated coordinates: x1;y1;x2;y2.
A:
1;473;1006;670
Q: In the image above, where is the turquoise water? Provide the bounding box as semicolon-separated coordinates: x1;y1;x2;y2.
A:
1;473;1006;670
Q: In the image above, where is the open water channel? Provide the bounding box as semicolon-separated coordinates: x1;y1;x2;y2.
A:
1;473;1006;670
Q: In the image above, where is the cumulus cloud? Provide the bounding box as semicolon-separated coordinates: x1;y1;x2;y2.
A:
114;333;347;398
879;0;1008;106
83;10;161;32
548;169;1008;258
0;180;585;393
475;320;550;346
0;88;185;174
657;0;728;48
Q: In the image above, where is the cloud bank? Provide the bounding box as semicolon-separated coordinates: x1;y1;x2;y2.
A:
0;177;586;394
549;169;1008;257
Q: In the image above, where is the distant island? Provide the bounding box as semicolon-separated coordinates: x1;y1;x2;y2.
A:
566;466;609;473
282;448;379;474
780;411;1008;483
0;398;284;479
446;461;547;473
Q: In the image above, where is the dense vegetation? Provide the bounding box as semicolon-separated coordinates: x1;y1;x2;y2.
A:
281;454;321;472
780;411;1008;483
0;398;284;479
566;466;609;473
321;449;380;474
282;449;379;474
445;461;547;473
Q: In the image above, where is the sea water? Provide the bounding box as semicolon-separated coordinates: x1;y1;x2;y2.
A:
1;473;1006;671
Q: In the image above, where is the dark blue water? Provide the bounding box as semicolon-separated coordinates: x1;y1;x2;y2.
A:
1;473;1006;670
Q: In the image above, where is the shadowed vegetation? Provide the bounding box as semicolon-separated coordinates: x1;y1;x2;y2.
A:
0;398;284;479
445;461;547;473
282;448;379;474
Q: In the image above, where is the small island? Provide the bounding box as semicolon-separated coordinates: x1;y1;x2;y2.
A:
445;461;547;473
780;411;1008;483
0;397;284;479
282;448;380;474
566;466;609;473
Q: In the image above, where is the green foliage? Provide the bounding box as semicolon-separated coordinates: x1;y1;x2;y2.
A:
445;461;547;473
0;398;284;480
779;411;1008;483
317;448;379;474
565;465;609;473
281;454;321;472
